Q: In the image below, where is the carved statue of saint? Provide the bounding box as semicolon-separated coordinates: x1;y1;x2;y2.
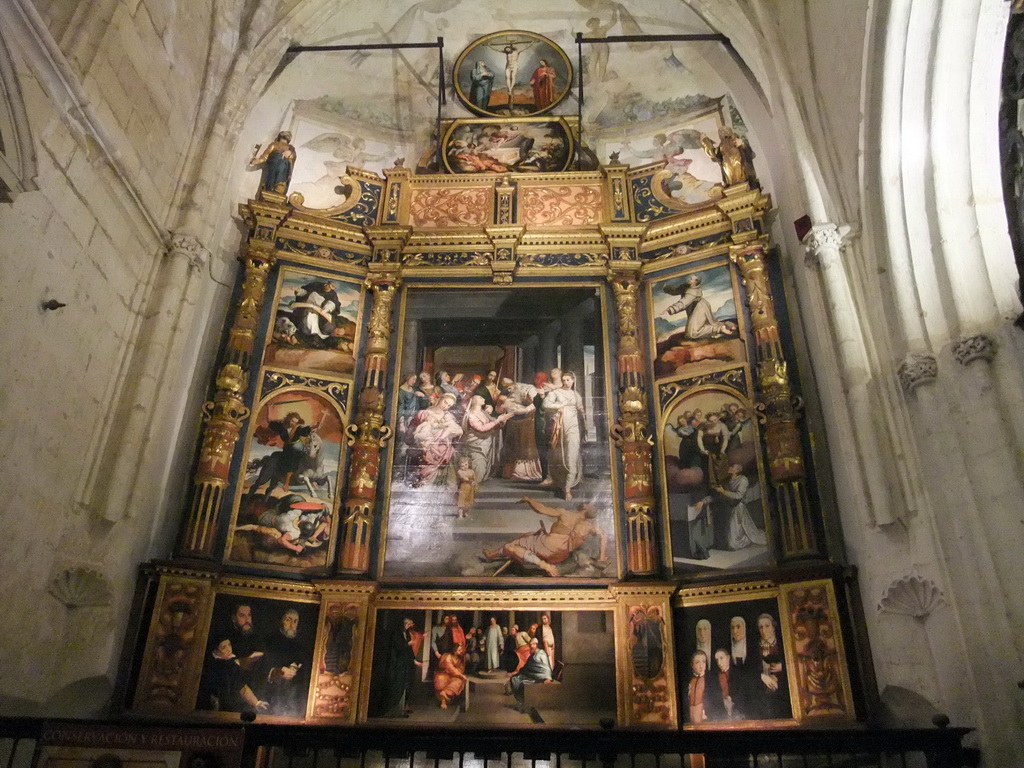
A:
700;126;753;187
250;131;297;195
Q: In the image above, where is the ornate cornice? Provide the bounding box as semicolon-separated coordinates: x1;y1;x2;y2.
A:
897;353;939;393
952;334;996;365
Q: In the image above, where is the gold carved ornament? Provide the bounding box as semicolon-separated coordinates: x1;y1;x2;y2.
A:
338;280;398;573
609;273;658;575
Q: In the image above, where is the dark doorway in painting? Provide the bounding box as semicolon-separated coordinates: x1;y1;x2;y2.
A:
385;287;617;580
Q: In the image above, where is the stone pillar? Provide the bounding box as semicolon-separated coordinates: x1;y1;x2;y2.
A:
96;233;209;522
608;267;658;576
731;238;824;561
803;223;896;527
177;201;286;558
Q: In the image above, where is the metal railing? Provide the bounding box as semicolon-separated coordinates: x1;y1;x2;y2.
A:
0;717;972;768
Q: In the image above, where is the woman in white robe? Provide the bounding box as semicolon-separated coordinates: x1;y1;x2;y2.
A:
542;372;585;500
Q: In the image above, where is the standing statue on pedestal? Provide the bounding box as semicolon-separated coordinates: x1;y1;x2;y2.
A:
250;131;297;195
700;126;754;187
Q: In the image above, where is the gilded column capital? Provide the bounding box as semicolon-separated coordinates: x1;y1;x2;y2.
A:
896;353;939;393
952;333;996;365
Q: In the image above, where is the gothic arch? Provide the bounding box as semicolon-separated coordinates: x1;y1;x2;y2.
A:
0;27;37;201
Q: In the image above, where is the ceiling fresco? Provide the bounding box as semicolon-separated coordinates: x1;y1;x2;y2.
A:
241;1;755;208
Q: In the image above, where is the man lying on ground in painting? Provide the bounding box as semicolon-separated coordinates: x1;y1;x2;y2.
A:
687;650;708;723
506;637;553;711
482;496;609;577
235;496;330;554
197;638;270;713
434;642;468;709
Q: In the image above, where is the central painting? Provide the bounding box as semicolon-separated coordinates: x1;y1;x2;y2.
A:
381;286;619;581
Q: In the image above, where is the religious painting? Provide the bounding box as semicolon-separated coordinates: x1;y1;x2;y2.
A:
778;580;856;722
454;30;572;118
226;388;344;571
263;268;362;378
648;261;746;380
195;591;320;720
601;106;727;209
364;606;616;726
441;118;574;174
383;286;618;581
661;384;770;574
675;590;794;727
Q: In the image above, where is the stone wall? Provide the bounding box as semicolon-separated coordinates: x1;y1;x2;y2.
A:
0;0;215;706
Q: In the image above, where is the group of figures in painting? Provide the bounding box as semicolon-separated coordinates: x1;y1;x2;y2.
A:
196;598;320;718
444;120;571;174
369;609;614;725
684;604;791;724
390;365;613;579
455;32;570;117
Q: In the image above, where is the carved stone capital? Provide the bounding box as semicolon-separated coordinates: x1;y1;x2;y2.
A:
168;232;210;270
802;223;848;267
952;334;996;366
897;353;938;393
877;574;946;618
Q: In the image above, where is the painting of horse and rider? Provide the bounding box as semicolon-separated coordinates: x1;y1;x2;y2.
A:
227;389;344;570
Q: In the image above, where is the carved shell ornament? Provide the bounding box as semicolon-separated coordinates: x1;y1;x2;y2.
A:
49;567;113;608
877;574;946;618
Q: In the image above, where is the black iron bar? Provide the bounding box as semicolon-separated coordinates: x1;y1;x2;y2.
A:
575;34;727;44
287;42;443;53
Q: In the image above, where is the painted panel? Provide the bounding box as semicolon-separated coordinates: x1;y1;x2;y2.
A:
453;30;572;117
195;592;320;720
365;607;615;726
263;268;362;378
383;287;618;581
675;592;794;726
648;261;746;381
442;118;574;174
226;388;344;571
